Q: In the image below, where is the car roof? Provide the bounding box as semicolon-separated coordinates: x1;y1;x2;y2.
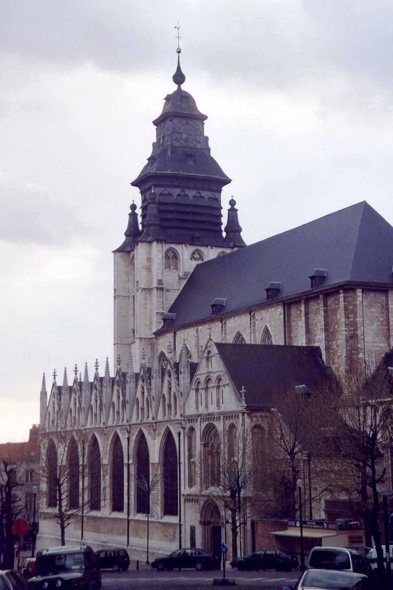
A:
39;545;93;555
304;569;367;578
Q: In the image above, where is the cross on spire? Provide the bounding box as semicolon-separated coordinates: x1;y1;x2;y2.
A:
174;22;181;53
240;386;246;401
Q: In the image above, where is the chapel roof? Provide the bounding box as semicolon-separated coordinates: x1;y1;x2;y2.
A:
215;342;333;408
158;201;393;331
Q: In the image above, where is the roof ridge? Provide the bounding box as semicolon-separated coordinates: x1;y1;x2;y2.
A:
348;201;367;279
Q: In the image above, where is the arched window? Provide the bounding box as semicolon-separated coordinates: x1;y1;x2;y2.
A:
173;394;177;417
206;351;212;370
205;379;213;410
261;326;273;345
165;248;179;271
203;425;221;488
187;427;196;488
68;437;79;510
163;431;178;516
111;402;115;423
191;249;204;262
233;331;246;344
161;394;166;418
89;436;101;511
167;372;172;418
217;379;224;407
112;434;124;512
252;425;265;493
135;398;140;421
47;438;57;508
136;433;150;514
195;382;201;411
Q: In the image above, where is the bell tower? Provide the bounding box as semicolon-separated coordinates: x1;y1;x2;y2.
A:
114;48;245;370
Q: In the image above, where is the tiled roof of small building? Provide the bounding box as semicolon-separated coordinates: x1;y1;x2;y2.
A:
215;343;333;408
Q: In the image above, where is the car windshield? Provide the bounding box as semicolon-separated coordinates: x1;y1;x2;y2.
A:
303;570;366;588
37;553;85;575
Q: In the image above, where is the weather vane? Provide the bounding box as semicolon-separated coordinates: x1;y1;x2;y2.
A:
175;22;181;54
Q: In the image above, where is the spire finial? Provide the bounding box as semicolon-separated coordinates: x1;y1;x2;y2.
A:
74;364;78;377
94;358;99;372
41;373;47;394
173;23;186;87
53;369;57;382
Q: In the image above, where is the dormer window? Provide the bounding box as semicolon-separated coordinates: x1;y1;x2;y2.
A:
265;282;282;301
309;268;327;289
211;298;226;315
162;313;176;329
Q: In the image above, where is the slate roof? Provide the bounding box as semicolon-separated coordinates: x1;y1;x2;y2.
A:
215;343;333;408
159;201;393;331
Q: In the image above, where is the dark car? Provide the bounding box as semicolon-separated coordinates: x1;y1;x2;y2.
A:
231;549;298;571
308;547;373;579
28;544;101;590
282;568;371;589
94;549;130;571
151;548;220;571
0;570;28;590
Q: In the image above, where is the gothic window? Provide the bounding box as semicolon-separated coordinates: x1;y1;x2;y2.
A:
167;372;172;418
233;331;246;344
161;394;166;418
252;425;265;493
261;325;273;345
216;378;224;409
227;423;237;483
173;394;177;417
195;382;201;411
165;248;179;271
111;402;115;423
67;437;79;510
146;399;150;420
187;427;196;488
89;435;101;511
112;434;124;512
203;425;221;488
205;379;213;409
136;433;150;514
163;431;178;516
206;350;212;370
190;249;204;262
135;398;139;421
47;438;57;508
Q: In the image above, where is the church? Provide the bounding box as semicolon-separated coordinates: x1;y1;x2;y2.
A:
38;50;393;560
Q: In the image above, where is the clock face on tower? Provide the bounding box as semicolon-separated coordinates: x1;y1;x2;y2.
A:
174;121;201;147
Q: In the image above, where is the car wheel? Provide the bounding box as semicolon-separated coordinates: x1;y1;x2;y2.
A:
157;563;165;571
112;564;120;571
195;561;204;571
237;563;246;571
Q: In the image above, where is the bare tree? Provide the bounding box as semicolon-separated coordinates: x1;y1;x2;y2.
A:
40;431;97;545
323;362;393;578
0;460;24;568
137;473;160;564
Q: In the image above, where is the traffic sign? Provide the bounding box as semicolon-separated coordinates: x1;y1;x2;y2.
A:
12;518;29;537
220;544;228;554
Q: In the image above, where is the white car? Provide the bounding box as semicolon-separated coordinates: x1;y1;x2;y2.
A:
282;568;370;589
0;571;28;590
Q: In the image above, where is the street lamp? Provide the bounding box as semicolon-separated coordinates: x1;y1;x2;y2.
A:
31;486;38;558
297;479;305;571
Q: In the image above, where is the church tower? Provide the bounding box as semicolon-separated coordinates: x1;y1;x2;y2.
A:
114;48;245;370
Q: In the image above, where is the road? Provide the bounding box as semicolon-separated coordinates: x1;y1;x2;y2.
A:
101;568;301;590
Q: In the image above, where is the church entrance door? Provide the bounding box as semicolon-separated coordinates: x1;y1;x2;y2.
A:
200;499;222;559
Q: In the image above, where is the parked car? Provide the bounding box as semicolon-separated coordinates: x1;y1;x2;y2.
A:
20;559;36;580
308;547;372;578
282;568;371;589
0;571;28;590
230;549;298;571
151;548;220;571
94;549;130;571
28;544;101;590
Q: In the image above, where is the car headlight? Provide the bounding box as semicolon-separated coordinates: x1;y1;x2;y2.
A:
43;583;49;589
55;580;62;587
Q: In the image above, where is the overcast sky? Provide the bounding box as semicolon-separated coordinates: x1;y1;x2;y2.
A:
1;0;393;442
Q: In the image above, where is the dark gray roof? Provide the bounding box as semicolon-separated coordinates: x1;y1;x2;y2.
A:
215;343;333;408
159;201;393;331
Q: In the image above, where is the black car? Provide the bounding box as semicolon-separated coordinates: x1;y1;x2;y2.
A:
94;549;130;571
151;548;220;571
231;549;298;571
28;544;101;590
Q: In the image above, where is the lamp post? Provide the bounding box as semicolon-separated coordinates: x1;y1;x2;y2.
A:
297;479;305;571
31;486;38;558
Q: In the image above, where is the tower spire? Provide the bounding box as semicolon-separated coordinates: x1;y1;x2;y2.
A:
173;25;186;88
114;201;141;252
224;197;246;247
